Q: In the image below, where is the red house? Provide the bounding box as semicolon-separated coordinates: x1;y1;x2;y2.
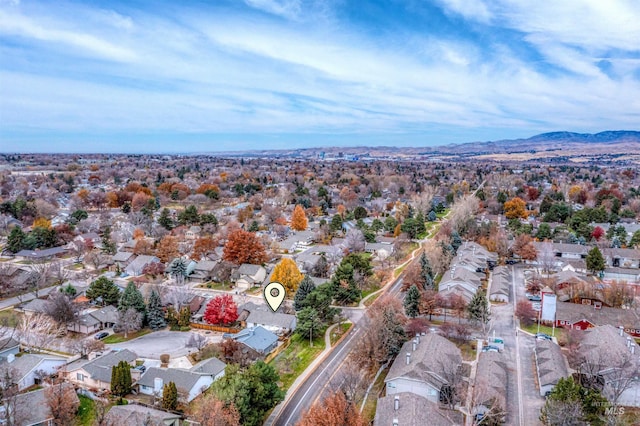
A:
554;301;640;338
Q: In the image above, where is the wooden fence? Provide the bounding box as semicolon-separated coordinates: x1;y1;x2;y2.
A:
190;322;241;334
264;338;291;363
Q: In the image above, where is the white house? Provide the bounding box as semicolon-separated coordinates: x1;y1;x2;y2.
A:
0;354;67;391
137;367;215;402
232;264;267;290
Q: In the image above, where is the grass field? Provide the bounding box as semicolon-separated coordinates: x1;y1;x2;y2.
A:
329;322;352;346
200;281;234;291
0;309;21;327
76;395;96;426
102;328;152;344
269;332;326;391
520;323;564;340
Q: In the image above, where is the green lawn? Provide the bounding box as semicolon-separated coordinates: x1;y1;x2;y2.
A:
269;332;326;391
200;281;234;291
394;263;409;278
436;209;451;219
361;364;391;423
361;286;380;300
76;395;95;426
363;292;382;307
103;328;152;344
0;309;21;327
520;323;563;339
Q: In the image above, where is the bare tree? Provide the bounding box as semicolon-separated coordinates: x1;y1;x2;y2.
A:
449;194;479;232
187;333;208;351
116;308;142;339
0;366;27;426
537;241;556;277
45;381;80;426
162;285;194;311
410;186;436;215
18;313;63;353
85;251;110;271
27;260;53;297
470;376;507;425
71;337;106;358
344;229;365;253
540;399;585;426
44;291;80;327
331;360;368;405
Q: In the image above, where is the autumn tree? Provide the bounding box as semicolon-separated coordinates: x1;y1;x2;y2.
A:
45;382;80;426
515;299;536;327
192;236;217;261
157;235;179;263
512;234;537;262
204;294;238;325
223;229;267;265
271;258;304;294
133;238;154;255
297;390;366;426
504;197;528;219
189;393;241;426
290;204;308;231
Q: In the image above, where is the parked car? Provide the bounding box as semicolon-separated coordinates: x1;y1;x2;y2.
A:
536;333;552;341
532;302;541;311
134;365;146;373
482;345;500;353
94;331;109;340
527;294;542;302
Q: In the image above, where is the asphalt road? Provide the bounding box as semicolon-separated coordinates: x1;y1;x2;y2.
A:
268;276;405;426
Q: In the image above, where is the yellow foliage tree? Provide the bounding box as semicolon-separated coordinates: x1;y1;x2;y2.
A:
290;205;308;231
270;258;303;294
33;217;51;229
504;197;528;219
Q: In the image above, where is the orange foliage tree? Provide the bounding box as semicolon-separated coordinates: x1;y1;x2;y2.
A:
290;205;308;231
504;197;528;219
106;192;119;208
189;393;240;426
297;391;366;426
192;237;217;261
133;229;145;240
157;235;179;263
33;217;52;229
133;239;154;256
270;258;304;294
223;230;267;265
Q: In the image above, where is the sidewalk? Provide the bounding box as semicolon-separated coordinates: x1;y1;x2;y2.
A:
265;322;345;425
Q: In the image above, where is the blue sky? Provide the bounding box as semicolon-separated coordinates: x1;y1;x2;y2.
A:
1;0;639;153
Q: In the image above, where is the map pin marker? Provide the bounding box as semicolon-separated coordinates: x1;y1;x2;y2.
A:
264;282;286;312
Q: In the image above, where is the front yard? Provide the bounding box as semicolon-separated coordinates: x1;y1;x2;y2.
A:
102;329;152;344
269;332;326;391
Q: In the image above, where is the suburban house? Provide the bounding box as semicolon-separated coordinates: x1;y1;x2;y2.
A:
534;340;569;397
364;242;394;260
276;231;315;253
489;266;510;302
104;404;181;426
11;385;79;426
0;353;67;391
64;349;138;391
137;367;215;402
554;301;640;337
14;246;67;261
577;325;640;407
125;255;160;276
185;225;201;240
374;392;462;426
602;247;640;269
112;251;135;270
438;242;495;303
189;357;226;380
0;337;20;361
225;326;278;355
68;305;119;335
385;333;462;404
189;260;217;283
472;351;507;420
232;264;267;290
20;298;51;317
239;302;297;335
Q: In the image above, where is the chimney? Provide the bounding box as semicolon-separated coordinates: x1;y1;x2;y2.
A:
406;352;411;365
393;419;399;426
619;326;624;337
412;339;417;351
415;334;420;344
631;345;636;355
154;377;164;394
627;337;632;348
6;354;14;363
394;395;399;411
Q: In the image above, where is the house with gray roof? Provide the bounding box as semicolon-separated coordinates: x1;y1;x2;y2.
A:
21;298;51;317
489;266;510;302
112;251;135;270
535;339;569;396
0;353;67;391
240;302;297;335
14;246;67;260
125;255;160;276
374;392;462;426
385;333;462;404
0;337;20;362
225;326;278;355
190;260;218;283
64;349;138;391
231;264;267;290
10;384;79;426
137;366;215;402
190;357;226;379
68;305;119;334
472;351;507;421
104;404;181;426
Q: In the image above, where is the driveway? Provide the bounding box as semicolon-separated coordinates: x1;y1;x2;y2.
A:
106;330;218;359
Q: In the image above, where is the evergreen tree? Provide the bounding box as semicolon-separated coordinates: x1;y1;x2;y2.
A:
118;282;146;315
294;275;316;311
586;246;605;275
249;220;260;232
427;210;437;222
415;211;426;236
168;258;188;284
178;306;191;327
158;208;174;230
86;276;121;306
404;285;421;318
7;227;25;253
110;361;132;397
147;289;166;330
101;226;116;255
450;231;462;254
630;230;640;248
296;307;324;345
178;205;199;226
162;382;178;411
329;214;343;233
331;262;359;304
420;252;434;289
467;290;490;332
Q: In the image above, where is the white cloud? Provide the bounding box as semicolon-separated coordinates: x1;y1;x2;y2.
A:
243;0;302;19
